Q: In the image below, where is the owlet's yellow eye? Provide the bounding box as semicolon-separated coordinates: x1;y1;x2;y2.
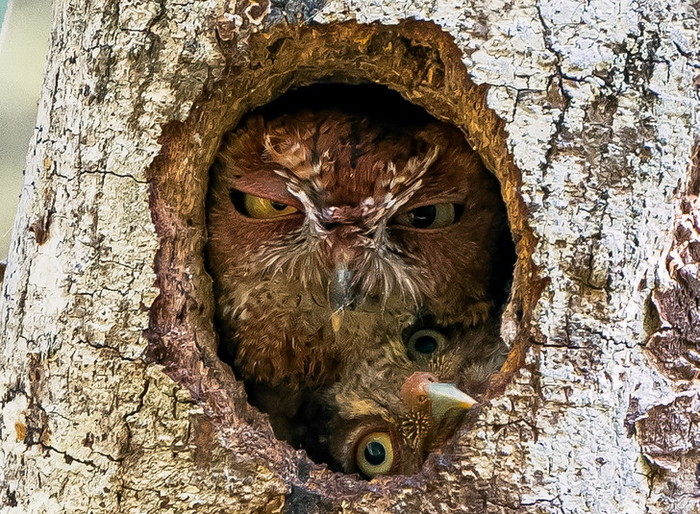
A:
393;203;462;229
231;190;298;219
356;432;394;478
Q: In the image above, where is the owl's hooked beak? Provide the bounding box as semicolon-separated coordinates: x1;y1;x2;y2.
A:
426;382;478;422
402;372;477;422
323;213;375;331
329;263;354;333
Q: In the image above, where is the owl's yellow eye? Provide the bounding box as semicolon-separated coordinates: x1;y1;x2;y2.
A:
231;190;298;219
356;432;394;478
393;203;462;229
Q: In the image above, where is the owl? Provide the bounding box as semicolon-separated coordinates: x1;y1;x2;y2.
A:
323;322;506;477
206;102;509;438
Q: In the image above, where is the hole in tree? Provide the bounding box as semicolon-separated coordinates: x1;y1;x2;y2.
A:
205;82;515;478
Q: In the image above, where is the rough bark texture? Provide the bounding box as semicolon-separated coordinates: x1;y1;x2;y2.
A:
0;0;698;513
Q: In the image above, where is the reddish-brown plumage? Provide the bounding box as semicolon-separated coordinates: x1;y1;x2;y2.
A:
206;105;509;445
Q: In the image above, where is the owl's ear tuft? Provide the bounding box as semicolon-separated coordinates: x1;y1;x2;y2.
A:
264;130;315;179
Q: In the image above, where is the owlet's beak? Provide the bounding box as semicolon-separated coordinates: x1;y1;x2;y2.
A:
426;382;478;422
402;372;478;423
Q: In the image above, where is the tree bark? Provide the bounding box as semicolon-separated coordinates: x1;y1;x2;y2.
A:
1;0;698;513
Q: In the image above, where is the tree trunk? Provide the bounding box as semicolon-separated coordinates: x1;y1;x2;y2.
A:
1;0;698;512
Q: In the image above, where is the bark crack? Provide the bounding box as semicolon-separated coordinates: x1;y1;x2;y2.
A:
82;339;140;362
79;169;148;184
533;2;571;170
38;443;100;469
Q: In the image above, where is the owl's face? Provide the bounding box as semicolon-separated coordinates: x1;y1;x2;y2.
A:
207;109;504;387
326;344;476;478
322;323;505;477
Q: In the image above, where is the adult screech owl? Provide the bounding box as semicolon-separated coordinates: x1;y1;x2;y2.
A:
207;103;508;435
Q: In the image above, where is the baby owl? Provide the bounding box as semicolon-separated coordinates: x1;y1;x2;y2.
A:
207;92;509;440
324;322;506;477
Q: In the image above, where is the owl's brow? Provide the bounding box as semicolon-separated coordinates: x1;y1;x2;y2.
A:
263;130;328;181
369;145;441;220
232;171;304;208
272;168;321;215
